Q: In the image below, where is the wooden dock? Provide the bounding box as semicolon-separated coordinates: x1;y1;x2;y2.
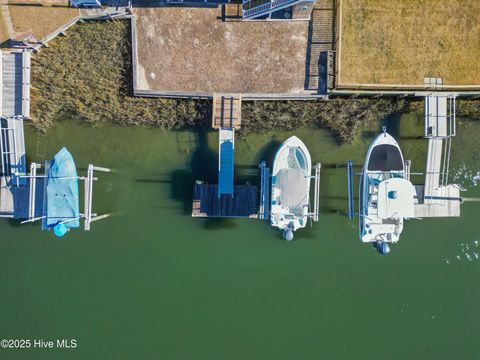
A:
212;94;242;130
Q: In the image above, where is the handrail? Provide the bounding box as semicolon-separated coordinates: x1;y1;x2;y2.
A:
243;0;300;18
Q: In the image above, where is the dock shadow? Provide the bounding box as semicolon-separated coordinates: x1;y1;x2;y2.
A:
168;126;217;215
201;218;239;231
254;139;281;168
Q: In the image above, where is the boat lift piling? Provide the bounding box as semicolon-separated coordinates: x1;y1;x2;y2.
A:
258;161;270;220
309;163;321;222
84;164;112;231
347;160;354;220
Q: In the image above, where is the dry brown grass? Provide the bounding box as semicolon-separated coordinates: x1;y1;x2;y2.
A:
338;0;480;86
0;14;9;44
134;7;308;94
9;4;78;40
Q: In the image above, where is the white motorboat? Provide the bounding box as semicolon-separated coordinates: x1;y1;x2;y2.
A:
359;129;415;254
270;136;312;241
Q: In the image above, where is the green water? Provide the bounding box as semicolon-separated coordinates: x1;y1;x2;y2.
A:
1;113;479;359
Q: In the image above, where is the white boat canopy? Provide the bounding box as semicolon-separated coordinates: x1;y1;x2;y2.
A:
377;178;415;219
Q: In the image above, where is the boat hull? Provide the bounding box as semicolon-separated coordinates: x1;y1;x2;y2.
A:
359;132;409;244
46;147;80;231
270;136;312;233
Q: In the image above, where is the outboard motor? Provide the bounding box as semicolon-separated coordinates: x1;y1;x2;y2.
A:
376;241;390;255
283;228;294;241
53;223;69;238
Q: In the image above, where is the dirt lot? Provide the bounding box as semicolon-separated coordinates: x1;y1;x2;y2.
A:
338;0;480;87
9;4;78;40
134;7;309;94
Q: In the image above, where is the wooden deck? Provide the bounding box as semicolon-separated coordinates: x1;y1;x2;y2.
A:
212;94;242;130
306;0;335;93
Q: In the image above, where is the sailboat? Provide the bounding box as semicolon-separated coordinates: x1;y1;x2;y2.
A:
271;136;312;241
359;129;415;254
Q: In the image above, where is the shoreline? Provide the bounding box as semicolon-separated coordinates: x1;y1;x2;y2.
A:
30;20;480;144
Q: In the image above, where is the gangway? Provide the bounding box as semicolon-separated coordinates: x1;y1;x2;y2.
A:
414;93;461;217
0;51;30;217
218;128;234;196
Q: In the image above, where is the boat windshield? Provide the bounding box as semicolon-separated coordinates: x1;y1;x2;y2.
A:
368;144;403;171
295;148;306;170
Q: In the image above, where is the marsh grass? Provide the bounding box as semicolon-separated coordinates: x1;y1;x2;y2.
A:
31;20;210;132
32;20;478;144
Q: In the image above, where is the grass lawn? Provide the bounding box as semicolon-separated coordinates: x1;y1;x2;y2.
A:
9;4;78;40
338;0;480;87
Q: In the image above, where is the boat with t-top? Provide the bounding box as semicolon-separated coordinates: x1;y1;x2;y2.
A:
359;128;416;254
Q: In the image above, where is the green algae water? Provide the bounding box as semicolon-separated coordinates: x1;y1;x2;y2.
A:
1;113;479;359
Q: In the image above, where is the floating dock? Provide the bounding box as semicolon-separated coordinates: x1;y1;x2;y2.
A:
414;94;461;218
194;94;259;217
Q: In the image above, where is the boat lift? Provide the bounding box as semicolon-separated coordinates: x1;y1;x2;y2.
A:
13;161;111;233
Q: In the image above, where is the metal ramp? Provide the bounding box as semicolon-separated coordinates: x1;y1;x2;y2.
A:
0;51;29;218
218;128;234;196
0;51;30;119
414;94;461;217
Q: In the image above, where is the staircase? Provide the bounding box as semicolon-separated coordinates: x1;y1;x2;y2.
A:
306;0;335;92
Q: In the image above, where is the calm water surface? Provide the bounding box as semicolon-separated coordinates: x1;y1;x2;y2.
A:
0;113;479;359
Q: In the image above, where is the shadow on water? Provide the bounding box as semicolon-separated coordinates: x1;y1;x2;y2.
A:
7;218;23;228
254;139;281;167
189;127;217;183
167;126;217;215
201;218;239;231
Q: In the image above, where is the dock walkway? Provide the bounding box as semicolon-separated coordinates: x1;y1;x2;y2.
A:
414;94;460;218
0;51;30;217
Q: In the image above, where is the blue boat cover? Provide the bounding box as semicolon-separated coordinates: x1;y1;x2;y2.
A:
46;148;80;229
218;140;234;196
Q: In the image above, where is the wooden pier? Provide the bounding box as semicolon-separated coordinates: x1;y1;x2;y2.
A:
212;94;242;130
